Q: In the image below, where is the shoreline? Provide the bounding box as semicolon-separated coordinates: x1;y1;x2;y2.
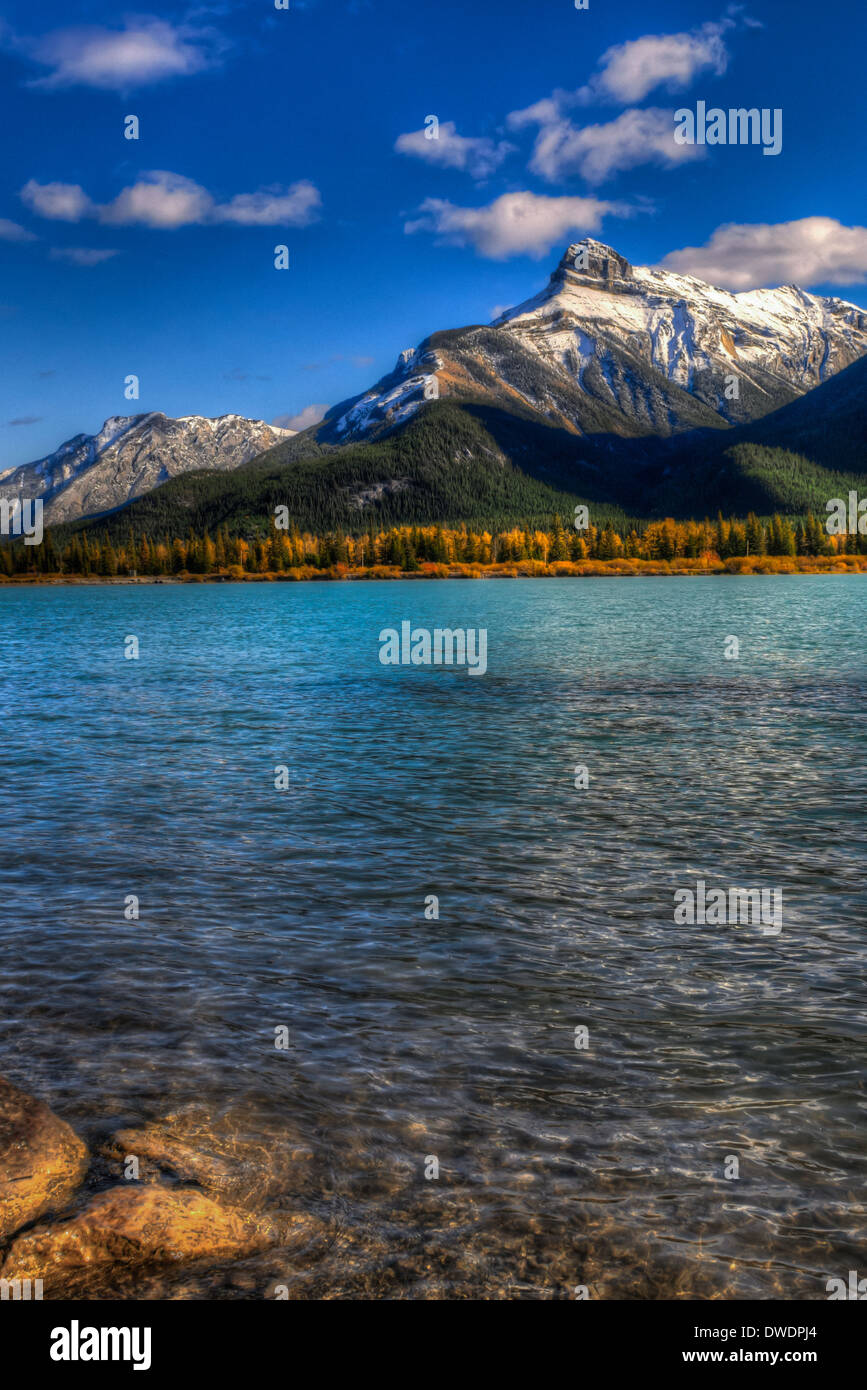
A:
1;556;866;586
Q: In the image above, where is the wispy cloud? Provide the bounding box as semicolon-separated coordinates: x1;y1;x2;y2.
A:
21;172;322;229
514;107;704;185
395;121;514;179
301;354;373;371
0;217;37;242
405;190;628;260
504;19;735;184
507;20;732;137
661;217;867;290
577;21;731;105
49;247;120;266
273;404;328;431
7;416;43;426
18;17;229;92
20;181;94;222
213;185;322;226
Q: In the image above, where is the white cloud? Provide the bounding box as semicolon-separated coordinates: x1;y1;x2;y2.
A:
525;107;705;184
394;122;514;179
504;22;733;183
100;172;214;228
578;22;731;105
0;217;37;242
24;18;226;91
20;179;94;221
215;183;322;227
21;172;322;229
49;247;120;266
660;217;867;290
273;404;328;431
507;95;570;132
405;191;627;260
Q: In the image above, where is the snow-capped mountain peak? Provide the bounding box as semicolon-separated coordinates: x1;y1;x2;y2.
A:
321;241;867;444
0;412;295;525
492;240;867;415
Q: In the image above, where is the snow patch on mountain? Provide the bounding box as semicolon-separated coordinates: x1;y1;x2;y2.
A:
494;241;867;421
335;348;444;436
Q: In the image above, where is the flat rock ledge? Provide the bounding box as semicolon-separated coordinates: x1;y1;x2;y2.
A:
1;1185;292;1285
0;1075;88;1243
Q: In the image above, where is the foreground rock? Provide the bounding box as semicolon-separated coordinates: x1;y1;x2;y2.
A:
103;1105;315;1209
0;1184;298;1286
0;1076;88;1242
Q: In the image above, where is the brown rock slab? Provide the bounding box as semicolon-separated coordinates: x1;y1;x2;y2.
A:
0;1075;88;1243
1;1184;293;1284
103;1105;315;1209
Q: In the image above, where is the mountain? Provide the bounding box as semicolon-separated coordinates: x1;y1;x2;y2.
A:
726;347;867;470
65;401;613;542
0;413;295;524
649;350;867;517
94;359;864;543
316;240;867;445
41;242;867;541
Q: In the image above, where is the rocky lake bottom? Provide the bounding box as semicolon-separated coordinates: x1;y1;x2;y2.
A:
1;578;864;1299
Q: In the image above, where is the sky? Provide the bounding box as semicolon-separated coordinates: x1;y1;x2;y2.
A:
1;0;865;468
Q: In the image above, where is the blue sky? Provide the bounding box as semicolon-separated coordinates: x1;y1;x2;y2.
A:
1;0;865;467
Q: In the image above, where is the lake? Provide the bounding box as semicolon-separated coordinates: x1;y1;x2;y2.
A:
1;576;864;1298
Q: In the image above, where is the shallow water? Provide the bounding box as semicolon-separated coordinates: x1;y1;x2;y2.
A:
1;576;865;1298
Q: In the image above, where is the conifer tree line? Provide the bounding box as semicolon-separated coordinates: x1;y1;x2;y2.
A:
2;512;864;577
3;511;861;575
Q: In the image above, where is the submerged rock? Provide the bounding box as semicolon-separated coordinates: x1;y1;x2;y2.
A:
0;1075;88;1243
103;1105;315;1209
0;1184;299;1287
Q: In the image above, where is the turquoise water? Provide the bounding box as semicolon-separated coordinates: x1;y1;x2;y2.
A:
1;576;865;1298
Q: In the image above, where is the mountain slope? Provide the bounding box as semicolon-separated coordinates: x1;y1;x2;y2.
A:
316;240;867;447
62;401;636;541
727;348;867;469
65;344;867;542
647;352;867;516
61;359;867;541
0;413;295;524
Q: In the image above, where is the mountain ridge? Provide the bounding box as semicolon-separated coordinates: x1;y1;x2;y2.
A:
313;239;867;449
6;241;867;533
0;412;295;525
